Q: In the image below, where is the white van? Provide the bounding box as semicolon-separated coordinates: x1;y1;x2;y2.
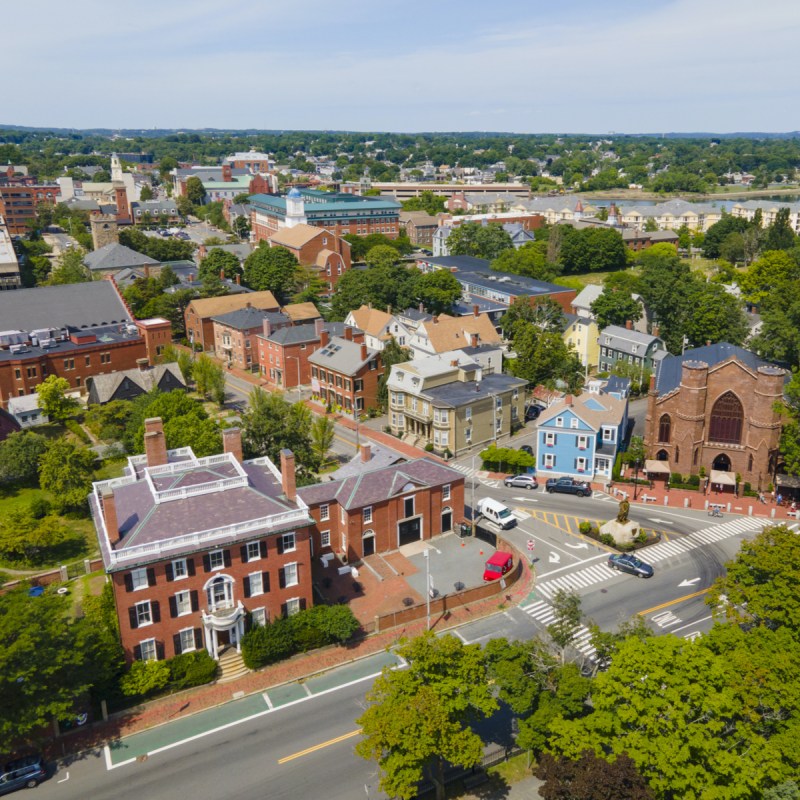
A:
476;497;517;529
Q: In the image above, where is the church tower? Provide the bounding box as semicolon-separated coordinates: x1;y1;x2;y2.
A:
111;153;124;182
284;188;307;228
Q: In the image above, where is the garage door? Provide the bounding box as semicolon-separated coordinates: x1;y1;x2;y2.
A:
398;517;422;546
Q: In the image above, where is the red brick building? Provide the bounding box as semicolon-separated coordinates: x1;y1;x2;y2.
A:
211;305;286;370
184;291;280;352
309;336;383;415
0;183;60;233
298;456;465;562
0;281;169;408
264;223;352;295
643;343;785;489
257;319;364;390
91;422;314;663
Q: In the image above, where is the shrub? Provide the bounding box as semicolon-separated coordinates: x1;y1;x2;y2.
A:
168;650;217;690
599;533;616;547
671;472;684;485
635;531;648;544
120;660;170;697
424;443;434;452
241;617;295;669
65;419;91;444
688;474;700;487
29;497;52;519
612;453;622;481
578;521;592;535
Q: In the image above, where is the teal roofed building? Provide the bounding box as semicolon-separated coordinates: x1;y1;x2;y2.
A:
250;188;401;243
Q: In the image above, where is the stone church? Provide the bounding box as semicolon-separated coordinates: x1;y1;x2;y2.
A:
643;343;785;489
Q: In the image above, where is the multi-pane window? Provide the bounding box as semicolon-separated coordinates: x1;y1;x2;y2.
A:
131;568;149;591
139;638;157;662
252;608;267;627
209;550;224;570
280;532;296;552
320;530;330;547
555;417;564;428
285;598;301;616
248;572;263;596
283;562;298;587
246;542;261;562
570;418;579;429
545;432;557;446
320;504;330;521
543;453;556;468
175;590;191;616
172;558;187;579
135;601;152;627
577;435;589;450
179;628;196;653
442;484;451;501
363;506;372;523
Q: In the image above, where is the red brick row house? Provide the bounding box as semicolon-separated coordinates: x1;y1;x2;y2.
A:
91;421;314;663
299;456;465;562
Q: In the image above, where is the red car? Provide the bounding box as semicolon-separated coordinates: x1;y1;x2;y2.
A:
483;551;513;582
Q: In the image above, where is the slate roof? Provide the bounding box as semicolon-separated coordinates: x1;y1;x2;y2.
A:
264;321;353;346
0;281;132;332
84;243;160;272
86;363;185;404
212;306;276;330
654;343;785;396
297;457;462;510
600;325;663;355
308;336;377;376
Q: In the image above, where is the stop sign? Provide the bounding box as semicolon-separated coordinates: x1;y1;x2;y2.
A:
527;539;535;551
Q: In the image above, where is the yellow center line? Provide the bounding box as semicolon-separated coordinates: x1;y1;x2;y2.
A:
277;728;362;764
638;588;709;616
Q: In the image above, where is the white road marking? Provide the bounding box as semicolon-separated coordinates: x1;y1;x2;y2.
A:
671;614;714;634
57;772;70;783
651;610;682;629
535;553;608;579
564;542;589;549
548;552;561;563
678;578;701;587
263;692;274;710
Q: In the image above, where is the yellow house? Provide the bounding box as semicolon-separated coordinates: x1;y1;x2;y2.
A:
563;314;600;369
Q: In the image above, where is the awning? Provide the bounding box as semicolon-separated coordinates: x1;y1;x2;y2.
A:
645;460;671;475
776;474;800;489
710;469;736;486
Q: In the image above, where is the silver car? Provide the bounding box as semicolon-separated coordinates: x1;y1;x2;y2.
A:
503;475;539;490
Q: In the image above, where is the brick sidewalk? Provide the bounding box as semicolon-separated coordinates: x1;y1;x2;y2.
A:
50;560;534;760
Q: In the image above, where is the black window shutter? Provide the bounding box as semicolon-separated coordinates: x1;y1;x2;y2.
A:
277;537;284;555
133;644;142;661
124;573;133;592
194;628;203;649
147;568;156;587
156;641;165;661
203;554;211;573
187;558;196;576
263;572;270;593
169;596;178;618
173;633;182;656
190;590;199;612
281;602;288;617
223;550;231;568
260;540;268;558
240;545;248;563
243;576;251;598
299;597;307;611
278;568;286;589
128;607;138;630
165;563;174;582
152;600;161;623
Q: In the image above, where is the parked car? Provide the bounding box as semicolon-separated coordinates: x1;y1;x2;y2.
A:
504;474;538;490
519;445;534;456
525;405;543;421
483;551;514;582
475;497;517;529
608;553;654;578
0;755;47;795
545;477;591;497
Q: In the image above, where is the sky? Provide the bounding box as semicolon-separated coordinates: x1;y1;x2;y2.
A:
4;0;800;133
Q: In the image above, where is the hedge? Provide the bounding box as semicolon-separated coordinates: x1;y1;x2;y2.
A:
242;604;361;670
168;650;218;690
479;444;535;473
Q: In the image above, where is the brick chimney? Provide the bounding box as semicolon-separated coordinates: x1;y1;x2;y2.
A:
143;265;150;279
262;318;272;337
235;274;241;285
222;428;243;462
652;324;660;337
649;374;656;393
143;417;168;467
136;357;149;372
314;317;324;336
197;244;207;260
280;449;296;501
222;164;232;182
320;329;329;347
360;443;371;463
565;395;573;406
625;320;633;330
473;304;479;317
432;316;439;325
102;488;120;546
360;343;368;361
344;326;353;341
219;269;225;280
450;359;458;367
470;333;479;347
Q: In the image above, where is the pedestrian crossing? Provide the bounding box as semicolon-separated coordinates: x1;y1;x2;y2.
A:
521;600;597;660
535;515;770;600
450;462;500;488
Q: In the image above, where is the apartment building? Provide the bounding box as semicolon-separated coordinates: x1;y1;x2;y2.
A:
308;337;382;415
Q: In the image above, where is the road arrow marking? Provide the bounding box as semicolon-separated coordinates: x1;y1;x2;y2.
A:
565;542;589;549
648;518;672;524
549;552;561;563
678;578;701;587
513;496;539;502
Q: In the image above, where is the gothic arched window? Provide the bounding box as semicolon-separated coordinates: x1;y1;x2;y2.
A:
657;414;671;444
709;392;744;445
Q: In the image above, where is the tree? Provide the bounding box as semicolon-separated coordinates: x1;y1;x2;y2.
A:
590;287;643;330
547;589;583;664
510;327;583;391
681;281;749;348
199;272;228;298
199;248;241;282
185;176;206;206
163;415;222;457
702;214;750;259
377;336;411;408
356;632;497;800
38;439;96;512
241;388;316;478
484;637;555;716
329;262;420;321
401;191;446;215
36;374;79;423
0;588;93;743
310;416;335;469
764;782;800;800
0;431;48;484
243;243;299;301
491;241;561;282
707;524;800;639
739;250;799;307
190;353;226;405
92;169;111;183
139;184;154;202
559;227;627;275
120;660;171;697
365;244;400;270
124;389;211;453
48;248;91;285
536;751;655;800
447;222;513;260
763;208;797;252
415;269;462;315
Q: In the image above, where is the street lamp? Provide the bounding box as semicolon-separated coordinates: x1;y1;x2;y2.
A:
425;549;431;630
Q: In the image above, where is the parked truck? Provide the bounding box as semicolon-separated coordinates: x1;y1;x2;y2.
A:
545;477;591;497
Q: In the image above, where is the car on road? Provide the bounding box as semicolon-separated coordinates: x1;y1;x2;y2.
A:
608;553;654;578
519;445;534;456
525;404;543;421
504;474;538;490
0;755;47;795
545;477;591;497
174;231;190;240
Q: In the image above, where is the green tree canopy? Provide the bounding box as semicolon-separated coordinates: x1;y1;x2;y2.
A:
48;248;91;285
491;241;561;282
199;248;241;282
38;439;96;512
378;336;411;408
243;243;299;301
509;325;583;391
559;227;627;275
447;222;514;260
36;374;79;422
356;632;498;800
185;176;206;206
0;430;49;484
329;262;420;320
590;287;643;330
401;191;446;215
415;269;462;315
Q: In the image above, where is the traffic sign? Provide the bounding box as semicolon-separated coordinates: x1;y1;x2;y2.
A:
527;539;535;551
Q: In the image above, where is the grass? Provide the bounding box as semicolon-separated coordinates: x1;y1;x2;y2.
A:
488;752;534;784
